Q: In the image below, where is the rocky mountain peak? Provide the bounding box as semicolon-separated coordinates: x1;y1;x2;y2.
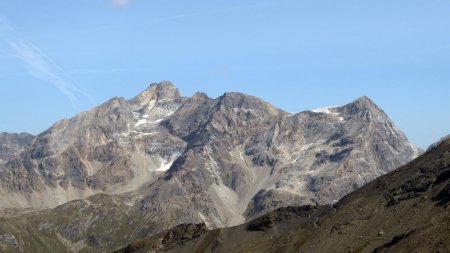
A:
340;96;382;113
220;92;262;105
191;92;210;100
217;92;282;116
190;92;210;102
128;81;183;110
335;96;391;124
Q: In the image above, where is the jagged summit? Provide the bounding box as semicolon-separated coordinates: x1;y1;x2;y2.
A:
216;92;283;116
191;91;209;99
309;96;381;114
128;81;185;110
338;95;385;115
354;95;373;104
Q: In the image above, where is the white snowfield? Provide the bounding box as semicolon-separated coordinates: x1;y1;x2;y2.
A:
311;106;338;114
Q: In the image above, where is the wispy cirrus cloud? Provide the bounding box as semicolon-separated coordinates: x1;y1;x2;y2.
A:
10;42;95;104
1;17;95;105
112;0;131;7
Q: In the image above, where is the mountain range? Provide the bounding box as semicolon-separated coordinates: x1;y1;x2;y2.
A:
0;82;421;252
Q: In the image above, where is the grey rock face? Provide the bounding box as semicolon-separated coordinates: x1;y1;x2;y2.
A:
0;83;420;229
0;132;34;162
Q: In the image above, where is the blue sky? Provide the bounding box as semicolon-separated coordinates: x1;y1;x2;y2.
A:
0;0;449;148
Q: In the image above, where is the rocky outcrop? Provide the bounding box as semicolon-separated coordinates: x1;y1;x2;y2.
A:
0;233;19;252
113;223;208;253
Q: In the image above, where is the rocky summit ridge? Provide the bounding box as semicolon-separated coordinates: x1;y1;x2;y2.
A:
0;82;421;253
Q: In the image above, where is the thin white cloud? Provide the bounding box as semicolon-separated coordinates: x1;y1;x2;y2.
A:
1;17;95;105
112;0;131;7
10;42;95;104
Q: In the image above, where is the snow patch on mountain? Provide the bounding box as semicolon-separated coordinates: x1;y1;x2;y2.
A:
155;154;179;172
311;106;337;114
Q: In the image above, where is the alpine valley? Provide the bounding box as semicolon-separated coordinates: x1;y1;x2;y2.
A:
0;82;423;253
